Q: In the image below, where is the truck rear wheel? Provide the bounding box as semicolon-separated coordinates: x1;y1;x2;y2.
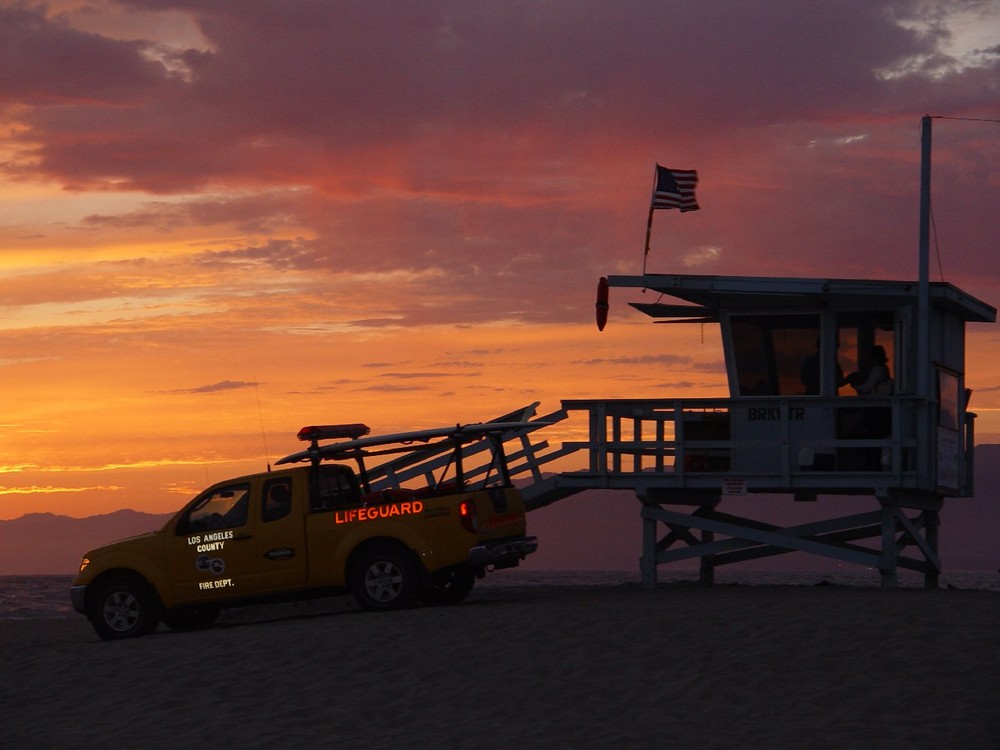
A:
88;575;160;640
349;543;421;611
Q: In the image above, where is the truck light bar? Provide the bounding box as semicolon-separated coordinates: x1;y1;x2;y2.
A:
297;424;370;442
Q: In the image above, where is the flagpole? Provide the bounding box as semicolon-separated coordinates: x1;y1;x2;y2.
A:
642;204;654;275
917;115;931;400
642;164;659;276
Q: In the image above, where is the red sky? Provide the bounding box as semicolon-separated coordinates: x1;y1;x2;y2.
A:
1;0;999;519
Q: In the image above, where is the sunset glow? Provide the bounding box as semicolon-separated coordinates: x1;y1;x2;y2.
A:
1;1;998;519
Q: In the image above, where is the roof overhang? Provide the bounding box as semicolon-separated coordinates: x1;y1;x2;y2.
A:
609;274;997;324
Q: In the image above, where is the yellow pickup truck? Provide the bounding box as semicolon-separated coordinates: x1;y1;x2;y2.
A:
71;422;539;639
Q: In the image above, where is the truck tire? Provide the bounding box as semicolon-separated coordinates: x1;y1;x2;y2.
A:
88;575;160;640
422;565;476;604
349;543;421;611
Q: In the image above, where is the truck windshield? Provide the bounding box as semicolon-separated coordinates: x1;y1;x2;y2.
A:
178;483;251;532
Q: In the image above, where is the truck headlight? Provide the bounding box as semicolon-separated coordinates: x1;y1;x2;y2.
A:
79;557;90;574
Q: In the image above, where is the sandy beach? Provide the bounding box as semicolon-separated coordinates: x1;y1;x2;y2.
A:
2;583;998;749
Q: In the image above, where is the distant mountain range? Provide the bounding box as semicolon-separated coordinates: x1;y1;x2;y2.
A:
3;446;998;576
0;509;172;576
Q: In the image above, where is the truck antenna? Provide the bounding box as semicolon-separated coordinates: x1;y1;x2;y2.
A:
254;378;272;471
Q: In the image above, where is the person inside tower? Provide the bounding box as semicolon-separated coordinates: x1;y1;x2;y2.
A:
847;345;893;396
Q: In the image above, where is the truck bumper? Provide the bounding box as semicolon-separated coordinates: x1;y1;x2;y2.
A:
70;584;88;615
468;536;538;570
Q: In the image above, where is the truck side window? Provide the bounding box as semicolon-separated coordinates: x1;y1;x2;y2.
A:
262;477;293;522
178;483;251;533
310;468;359;513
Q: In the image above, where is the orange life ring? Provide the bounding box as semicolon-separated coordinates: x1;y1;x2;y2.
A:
595;276;609;331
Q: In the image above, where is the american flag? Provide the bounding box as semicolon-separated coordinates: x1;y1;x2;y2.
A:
651;165;699;212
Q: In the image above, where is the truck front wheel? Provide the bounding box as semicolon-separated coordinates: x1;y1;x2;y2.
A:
88;575;160;640
349;544;421;611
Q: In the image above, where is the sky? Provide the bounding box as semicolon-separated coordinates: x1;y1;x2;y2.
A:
1;0;999;520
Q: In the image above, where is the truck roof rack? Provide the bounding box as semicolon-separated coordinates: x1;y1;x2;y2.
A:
276;421;541;466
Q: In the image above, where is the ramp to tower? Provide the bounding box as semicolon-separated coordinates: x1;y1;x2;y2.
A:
361;402;575;500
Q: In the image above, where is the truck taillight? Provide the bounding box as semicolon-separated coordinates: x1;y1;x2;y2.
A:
459;499;478;533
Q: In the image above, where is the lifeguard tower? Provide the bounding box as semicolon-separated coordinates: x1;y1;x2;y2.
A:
516;273;995;588
524;118;997;587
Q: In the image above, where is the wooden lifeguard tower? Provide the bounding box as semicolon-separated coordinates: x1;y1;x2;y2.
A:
523;116;996;587
515;272;994;588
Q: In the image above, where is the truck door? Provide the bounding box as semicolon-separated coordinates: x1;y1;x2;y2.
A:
168;481;266;604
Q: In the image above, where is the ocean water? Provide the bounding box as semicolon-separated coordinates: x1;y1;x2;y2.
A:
0;575;79;620
3;569;997;620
